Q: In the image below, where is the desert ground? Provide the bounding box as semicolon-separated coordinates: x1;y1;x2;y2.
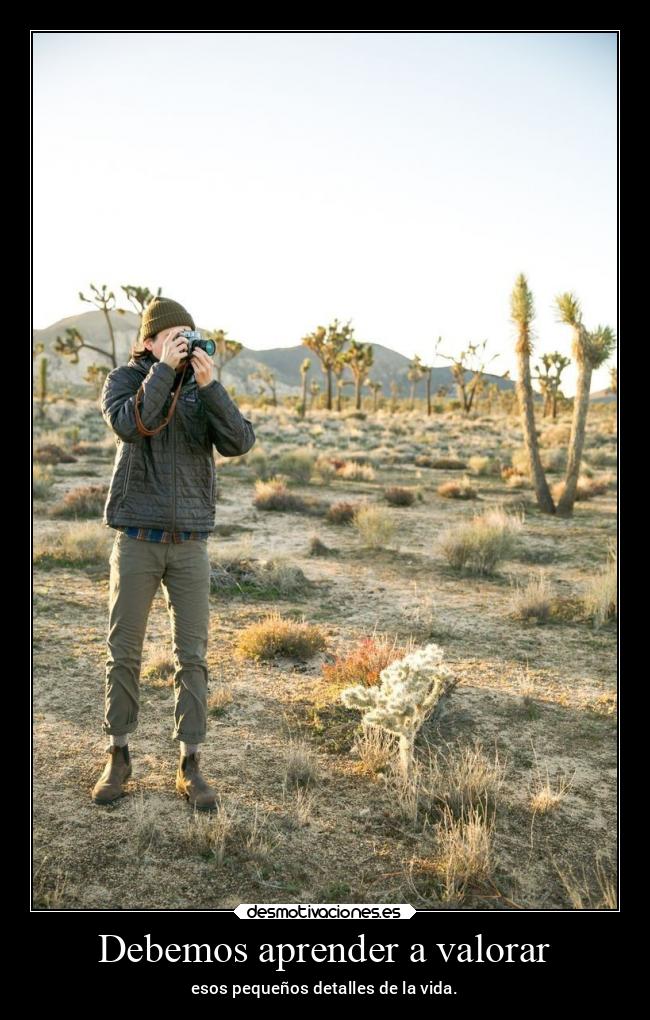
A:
32;394;617;910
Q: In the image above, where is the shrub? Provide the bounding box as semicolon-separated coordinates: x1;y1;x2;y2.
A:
438;506;524;575
33;521;112;567
253;477;325;514
508;573;553;622
352;503;395;548
325;500;359;525
49;484;109;518
210;546;311;598
551;474;614;502
235;611;327;661
245;449;270;479
336;460;375;481
467;455;498;476
33;464;56;500
437;478;478;500
383;486;417;506
415;456;467;470
322;634;411;690
276;448;316;484
33;444;78;465
313;455;337;484
582;546;617;626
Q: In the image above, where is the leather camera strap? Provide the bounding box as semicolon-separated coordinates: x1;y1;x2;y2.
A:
134;362;189;437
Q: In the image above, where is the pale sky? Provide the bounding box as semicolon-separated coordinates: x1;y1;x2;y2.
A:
32;31;617;397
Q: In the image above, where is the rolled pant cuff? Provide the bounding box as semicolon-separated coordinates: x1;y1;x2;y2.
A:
172;732;205;744
102;723;139;736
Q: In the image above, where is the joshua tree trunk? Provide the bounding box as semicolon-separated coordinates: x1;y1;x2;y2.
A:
556;355;591;516
516;350;555;512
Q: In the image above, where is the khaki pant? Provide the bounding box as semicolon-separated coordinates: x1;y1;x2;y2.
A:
102;531;211;744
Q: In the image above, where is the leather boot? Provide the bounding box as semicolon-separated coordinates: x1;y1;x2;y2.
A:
176;752;217;811
91;745;132;804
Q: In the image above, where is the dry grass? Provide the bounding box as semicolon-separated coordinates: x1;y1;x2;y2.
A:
437;478;478;500
49;483;109;518
142;641;175;688
336;460;375;481
415;456;467;470
351;723;397;774
33;464;56;500
582;546;617;626
529;758;575;815
210;540;311;598
207;685;234;717
182;802;233;865
551;473;615;502
467;455;498;476
130;791;160;856
555;852;617;909
383;485;418;506
438;506;524;575
253;477;325;515
406;805;495;906
508;572;553;622
276;448;316;483
33;521;113;567
325;500;359;524
322;633;411;690
283;738;319;789
352;503;396;548
235;611;328;661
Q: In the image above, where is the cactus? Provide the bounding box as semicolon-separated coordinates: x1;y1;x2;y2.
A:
38;356;48;419
340;643;458;779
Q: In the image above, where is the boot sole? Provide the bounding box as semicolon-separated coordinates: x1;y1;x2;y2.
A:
176;785;217;811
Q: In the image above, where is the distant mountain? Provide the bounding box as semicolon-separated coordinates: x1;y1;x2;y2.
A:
33;310;519;399
589;388;617;403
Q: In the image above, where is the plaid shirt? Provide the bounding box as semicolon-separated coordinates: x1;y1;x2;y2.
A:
115;526;210;543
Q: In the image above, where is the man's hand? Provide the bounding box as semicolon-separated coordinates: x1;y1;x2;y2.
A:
191;346;215;388
160;330;189;370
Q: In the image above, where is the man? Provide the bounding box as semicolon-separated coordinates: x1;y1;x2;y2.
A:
92;296;255;810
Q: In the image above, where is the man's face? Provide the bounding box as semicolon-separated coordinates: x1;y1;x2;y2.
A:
144;325;192;371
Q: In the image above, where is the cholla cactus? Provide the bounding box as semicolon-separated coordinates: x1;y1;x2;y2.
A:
340;643;457;778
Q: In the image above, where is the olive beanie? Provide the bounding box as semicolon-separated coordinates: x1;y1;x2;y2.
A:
139;297;196;343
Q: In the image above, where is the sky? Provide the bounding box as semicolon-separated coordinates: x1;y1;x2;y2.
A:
32;31;617;397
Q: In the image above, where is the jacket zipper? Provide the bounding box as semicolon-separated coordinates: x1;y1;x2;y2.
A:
171;404;176;532
122;445;134;498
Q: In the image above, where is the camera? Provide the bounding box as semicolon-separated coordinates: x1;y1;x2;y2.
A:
177;330;217;359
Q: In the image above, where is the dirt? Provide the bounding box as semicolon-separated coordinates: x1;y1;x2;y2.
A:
32;404;617;910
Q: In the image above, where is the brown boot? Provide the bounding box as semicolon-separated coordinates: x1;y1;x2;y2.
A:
176;752;217;811
91;745;132;805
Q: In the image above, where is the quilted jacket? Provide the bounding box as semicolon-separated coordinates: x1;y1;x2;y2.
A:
100;351;256;532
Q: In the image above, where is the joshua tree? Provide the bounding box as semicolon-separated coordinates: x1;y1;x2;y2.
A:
608;366;617;396
251;366;277;406
37;355;48;419
389;380;402;413
121;285;162;325
80;283;125;366
54;325;117;369
367;379;383;412
207;330;244;383
407;354;427;409
434;335;501;414
510;273;555;514
533;352;571;420
332;355;354;412
309;379;321;410
554;292;617;517
340;338;374;410
301;318;354;411
299;357;311;419
84;363;110;399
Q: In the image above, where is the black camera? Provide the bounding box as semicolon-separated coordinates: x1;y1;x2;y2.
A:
177;330;216;359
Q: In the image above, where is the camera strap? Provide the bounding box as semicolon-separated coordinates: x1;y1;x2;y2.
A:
134;361;190;437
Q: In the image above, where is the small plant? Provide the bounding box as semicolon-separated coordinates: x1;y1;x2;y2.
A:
131;792;159;856
208;685;233;717
33;464;56;500
467;455;497;476
554;852;617;909
582;544;617;626
323;634;411;690
142;642;175;688
352;503;396;549
508;572;553;623
308;535;333;556
253;477;325;515
276;448;316;484
415;456;467;470
33;443;78;465
437;478;478;500
183;803;232;865
336;460;375;481
326;500;359;525
235;611;327;661
33;521;112;568
383;486;417;506
283;738;319;789
341;642;458;780
49;484;109;518
438;506;524;575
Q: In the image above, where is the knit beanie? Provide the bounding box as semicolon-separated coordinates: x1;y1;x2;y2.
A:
139;297;196;343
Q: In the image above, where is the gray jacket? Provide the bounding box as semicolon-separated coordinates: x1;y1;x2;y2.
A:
100;351;255;532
